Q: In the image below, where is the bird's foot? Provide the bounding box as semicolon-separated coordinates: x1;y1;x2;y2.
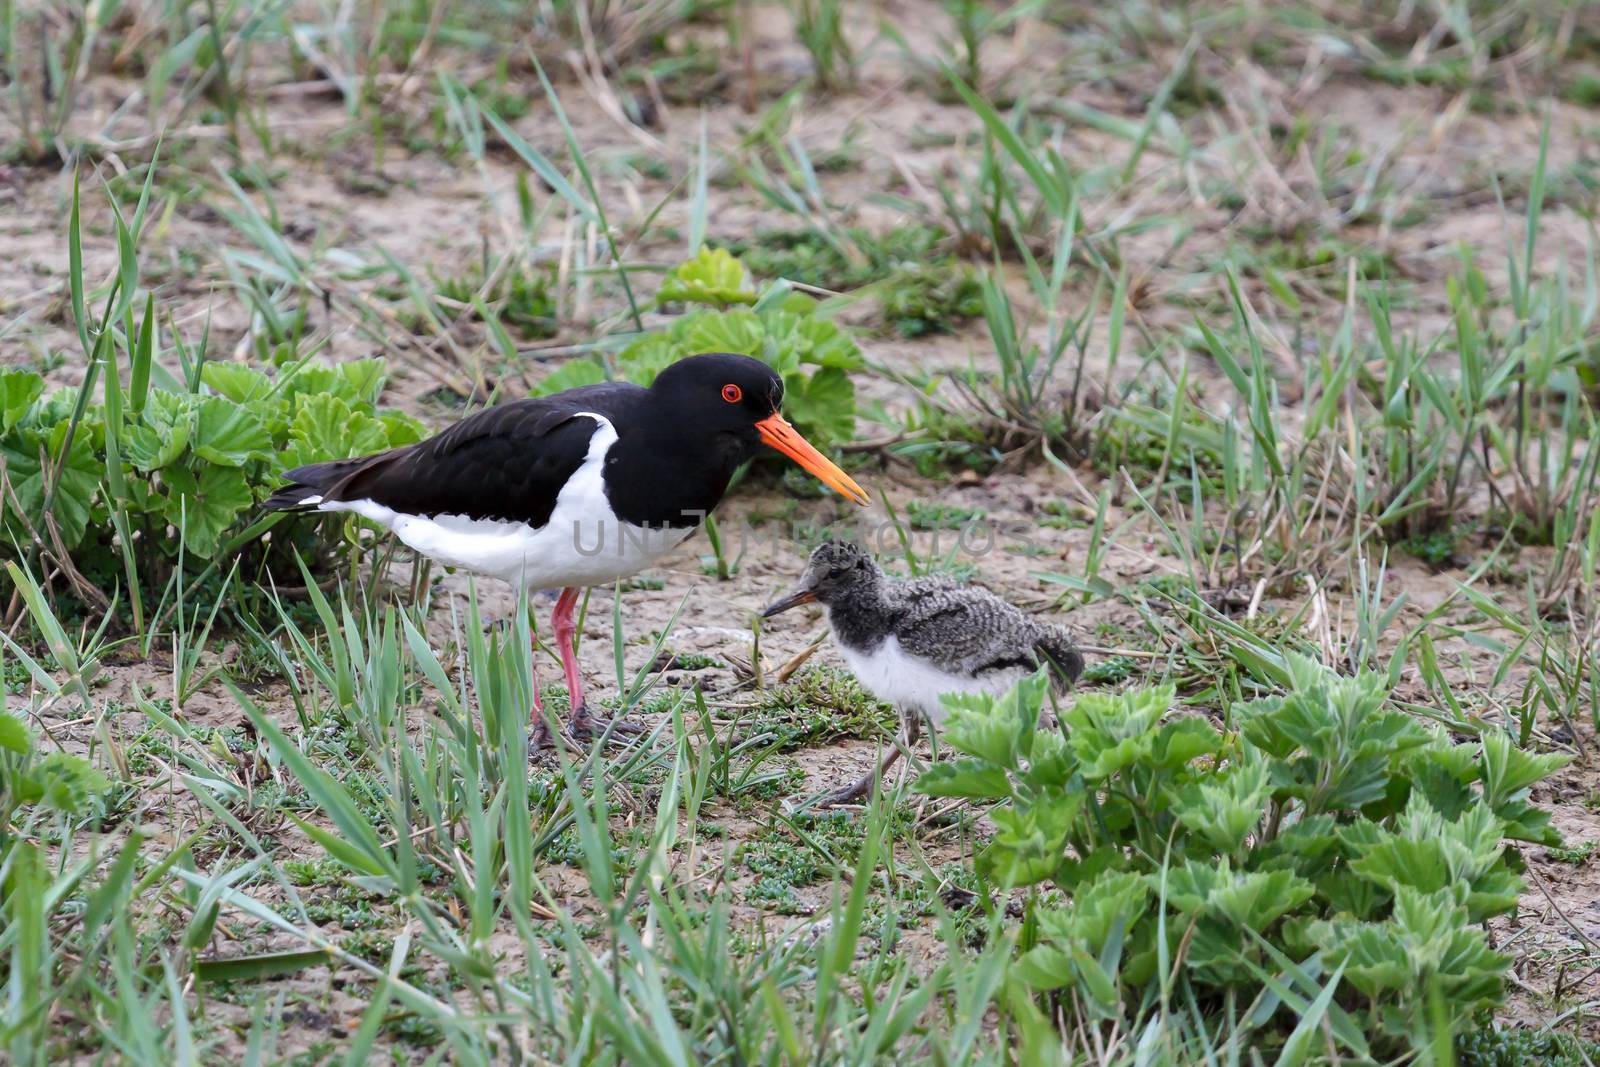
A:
529;713;565;755
568;703;647;742
527;745;563;769
484;616;527;640
809;774;877;809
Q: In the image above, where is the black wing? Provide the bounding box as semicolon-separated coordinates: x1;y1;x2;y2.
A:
267;383;646;527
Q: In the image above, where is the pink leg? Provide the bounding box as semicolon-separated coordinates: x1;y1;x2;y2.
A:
551;586;586;713
551;586;643;740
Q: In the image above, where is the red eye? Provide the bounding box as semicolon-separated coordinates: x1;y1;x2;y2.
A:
721;384;743;403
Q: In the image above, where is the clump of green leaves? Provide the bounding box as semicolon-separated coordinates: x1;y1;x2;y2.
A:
660;650;722;671
656;247;756;308
878;263;983;337
919;655;1567;1056
747;665;896;750
1543;840;1593;864
1098;395;1228;500
1399;528;1460;568
1565;72;1600;108
1;355;424;591
904;499;984;530
716;224;981;337
1;714;108;843
791;0;855;92
534;250;863;447
1458;1022;1600;1066
720;224;941;288
1080;655;1137;686
741;811;878;911
1230;227;1400;296
434;259;558;339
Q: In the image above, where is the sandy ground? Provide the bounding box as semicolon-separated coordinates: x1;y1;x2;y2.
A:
3;0;1599;1053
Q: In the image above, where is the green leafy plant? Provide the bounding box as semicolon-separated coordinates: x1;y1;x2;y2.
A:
1;169;429;621
716;226;920;288
878;263;984;337
717;224;983;337
0;713;108;844
791;0;855;92
656;247;756;308
939;0;1046;91
1;355;425;591
918;654;1567;1056
535;250;862;447
1458;1022;1600;1066
434;258;559;339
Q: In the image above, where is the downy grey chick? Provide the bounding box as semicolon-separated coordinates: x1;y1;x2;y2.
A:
763;540;1083;805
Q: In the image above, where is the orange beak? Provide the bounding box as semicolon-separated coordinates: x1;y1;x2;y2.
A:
755;414;870;507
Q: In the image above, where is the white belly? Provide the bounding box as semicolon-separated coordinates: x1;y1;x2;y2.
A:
837;635;1029;723
314;414;696;589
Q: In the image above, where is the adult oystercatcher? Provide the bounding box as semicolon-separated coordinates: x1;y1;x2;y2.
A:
762;540;1083;805
267;352;869;744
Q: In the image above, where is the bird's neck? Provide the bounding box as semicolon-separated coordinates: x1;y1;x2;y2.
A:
824;580;892;651
604;427;746;527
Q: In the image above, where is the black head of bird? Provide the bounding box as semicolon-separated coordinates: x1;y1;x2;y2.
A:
762;539;879;617
649;354;870;506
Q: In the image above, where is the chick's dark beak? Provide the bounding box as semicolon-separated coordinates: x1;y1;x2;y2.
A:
761;587;818;618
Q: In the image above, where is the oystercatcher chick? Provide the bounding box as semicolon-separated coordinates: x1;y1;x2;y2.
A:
762;540;1083;805
266;353;870;746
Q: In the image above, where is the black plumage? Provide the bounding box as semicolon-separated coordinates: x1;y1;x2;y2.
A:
266;368;779;529
264;353;870;748
264;396;602;526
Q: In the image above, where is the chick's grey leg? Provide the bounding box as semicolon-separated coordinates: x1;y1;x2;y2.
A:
816;709;923;807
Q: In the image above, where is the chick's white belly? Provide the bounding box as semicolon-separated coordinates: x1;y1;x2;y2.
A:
838;635;1028;723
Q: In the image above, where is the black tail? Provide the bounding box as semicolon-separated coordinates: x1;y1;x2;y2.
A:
1036;627;1085;692
262;458;369;512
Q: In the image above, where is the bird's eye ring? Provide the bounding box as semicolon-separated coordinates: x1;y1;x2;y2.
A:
827;567;845;579
721;384;743;403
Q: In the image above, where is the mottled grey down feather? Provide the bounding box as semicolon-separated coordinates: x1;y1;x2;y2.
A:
781;541;1084;689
